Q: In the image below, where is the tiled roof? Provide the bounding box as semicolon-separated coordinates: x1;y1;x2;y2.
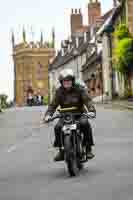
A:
101;9;114;21
49;7;117;72
49;35;89;71
49;51;73;71
81;51;102;72
96;4;122;36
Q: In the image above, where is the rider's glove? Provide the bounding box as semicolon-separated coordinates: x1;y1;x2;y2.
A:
43;115;51;123
88;112;96;118
89;105;96;117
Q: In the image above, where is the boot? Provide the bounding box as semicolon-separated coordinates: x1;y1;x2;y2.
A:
53;140;58;147
86;145;95;159
54;150;64;162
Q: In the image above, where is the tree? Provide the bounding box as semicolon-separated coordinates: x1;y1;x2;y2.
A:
113;24;133;93
114;24;131;40
114;38;133;74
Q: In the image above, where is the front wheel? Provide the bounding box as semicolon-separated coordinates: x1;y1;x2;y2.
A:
64;135;79;177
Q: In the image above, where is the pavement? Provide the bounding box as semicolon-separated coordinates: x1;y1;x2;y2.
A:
0;106;133;200
96;100;133;110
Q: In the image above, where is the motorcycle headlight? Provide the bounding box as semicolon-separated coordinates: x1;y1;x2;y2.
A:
64;114;72;123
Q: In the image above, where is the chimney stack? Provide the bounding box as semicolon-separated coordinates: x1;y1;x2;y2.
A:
88;0;101;27
70;8;83;36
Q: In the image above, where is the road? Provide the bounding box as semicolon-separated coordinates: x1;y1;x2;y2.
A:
0;106;133;200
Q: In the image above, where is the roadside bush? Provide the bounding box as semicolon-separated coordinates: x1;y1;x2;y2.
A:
43;95;49;105
124;88;133;98
0;94;13;109
114;24;131;40
0;94;8;109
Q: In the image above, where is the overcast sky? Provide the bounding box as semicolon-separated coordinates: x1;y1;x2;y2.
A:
0;0;113;100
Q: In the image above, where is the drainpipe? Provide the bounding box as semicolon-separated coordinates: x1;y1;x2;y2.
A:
108;33;113;100
104;24;114;100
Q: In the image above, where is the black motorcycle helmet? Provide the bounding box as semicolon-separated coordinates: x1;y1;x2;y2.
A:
59;69;75;85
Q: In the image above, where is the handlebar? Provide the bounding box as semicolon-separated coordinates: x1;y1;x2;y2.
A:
49;114;61;121
83;112;96;119
47;112;96;123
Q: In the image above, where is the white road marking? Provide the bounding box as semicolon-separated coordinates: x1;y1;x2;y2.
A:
5;124;52;153
7;145;17;153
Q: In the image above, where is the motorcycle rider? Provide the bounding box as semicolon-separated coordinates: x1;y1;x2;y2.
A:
44;69;96;161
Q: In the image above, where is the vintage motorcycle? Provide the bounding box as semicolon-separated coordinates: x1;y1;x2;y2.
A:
47;107;96;177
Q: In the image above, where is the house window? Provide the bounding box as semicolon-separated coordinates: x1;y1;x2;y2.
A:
91;73;95;79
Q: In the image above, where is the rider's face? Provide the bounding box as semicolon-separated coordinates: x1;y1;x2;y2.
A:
63;80;72;90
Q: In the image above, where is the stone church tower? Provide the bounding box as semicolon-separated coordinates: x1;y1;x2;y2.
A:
12;28;55;106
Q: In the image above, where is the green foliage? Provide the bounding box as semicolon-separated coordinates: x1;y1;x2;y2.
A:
0;94;13;110
114;24;133;75
0;94;8;109
114;24;131;40
114;38;133;74
43;95;49;105
45;41;54;48
124;88;133;98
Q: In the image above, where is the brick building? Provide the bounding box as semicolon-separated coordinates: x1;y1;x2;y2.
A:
70;9;83;36
49;0;106;100
70;0;102;36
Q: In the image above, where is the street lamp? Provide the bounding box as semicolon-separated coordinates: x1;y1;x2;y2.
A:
73;49;79;78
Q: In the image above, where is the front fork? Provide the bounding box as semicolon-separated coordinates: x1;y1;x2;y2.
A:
60;129;82;159
66;130;81;159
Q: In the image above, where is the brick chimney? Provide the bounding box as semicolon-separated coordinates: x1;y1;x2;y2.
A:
88;0;101;27
70;8;83;36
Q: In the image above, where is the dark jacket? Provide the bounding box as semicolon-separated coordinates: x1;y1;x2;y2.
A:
45;86;94;116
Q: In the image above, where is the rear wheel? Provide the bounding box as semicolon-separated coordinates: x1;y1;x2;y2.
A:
64;135;79;177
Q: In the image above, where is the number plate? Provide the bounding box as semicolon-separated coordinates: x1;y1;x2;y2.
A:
62;124;77;131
